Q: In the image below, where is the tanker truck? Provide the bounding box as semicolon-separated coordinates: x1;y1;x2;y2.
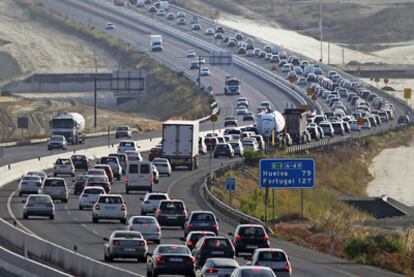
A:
50;112;85;144
256;111;286;139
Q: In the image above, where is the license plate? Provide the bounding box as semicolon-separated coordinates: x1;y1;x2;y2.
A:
167;216;177;219
169;258;183;262
123;248;136;252
212;251;224;255
105;207;115;210
247;245;257;249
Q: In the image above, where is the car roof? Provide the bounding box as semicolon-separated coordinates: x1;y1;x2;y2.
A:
206;258;239;266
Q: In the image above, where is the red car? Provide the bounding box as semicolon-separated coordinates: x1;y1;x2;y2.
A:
73;175;88;195
85;176;111;193
149;147;162;161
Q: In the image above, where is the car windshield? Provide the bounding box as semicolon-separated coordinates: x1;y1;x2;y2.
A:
87;170;105;175
205;238;230;248
258;251;287;262
158;245;189;255
44;179;65;187
99;196;122;204
160;201;184;210
28;196;51;204
240;269;274;277
191;213;215;221
51;136;63;141
56;159;71;165
239;227;265;236
117;127;128;131
120;142;134;147
133;217;156;224
23;176;40;181
190;233;214;242
148;194;168;200
87;176;108;183
113;232;142;239
83;188;104;194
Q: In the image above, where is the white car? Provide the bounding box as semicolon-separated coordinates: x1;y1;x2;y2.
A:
128;216;161;244
117;140;139;153
157;8;166;16
23;194;55;220
92;194;127;224
79;186;106;210
18;175;42;196
198;258;239;277
26;171;47;182
200;67;210;76
236;107;248;115
124;150;144;161
186;50;196;58
140;192;169;215
106;23;115;30
86;168;107;178
242;138;258;152
152;164;160;184
250;248;292;276
53;158;75;177
152;158;172;176
205;28;214;35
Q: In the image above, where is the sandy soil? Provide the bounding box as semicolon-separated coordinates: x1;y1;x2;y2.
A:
0;0;118;86
218;15;414;66
367;141;414;206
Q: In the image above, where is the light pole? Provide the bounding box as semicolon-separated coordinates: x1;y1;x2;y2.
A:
319;0;323;63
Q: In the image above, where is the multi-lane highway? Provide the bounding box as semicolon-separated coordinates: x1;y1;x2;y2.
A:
0;0;407;276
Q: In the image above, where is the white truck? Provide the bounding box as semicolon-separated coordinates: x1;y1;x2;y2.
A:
50;112;85;144
256;111;286;138
150;35;163;51
161;120;199;170
224;76;240;95
159;1;169;10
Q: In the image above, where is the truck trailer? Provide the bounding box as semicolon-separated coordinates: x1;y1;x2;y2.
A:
50;112;85;145
150;35;163;51
162;120;199;170
284;108;308;144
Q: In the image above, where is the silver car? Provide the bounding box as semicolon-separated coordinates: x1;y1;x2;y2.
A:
104;231;148;262
26;171;47;182
23;194;55;220
127;216;161;244
53;158;75;177
230;266;276;277
152;158;172;176
40;178;68;203
250;248;292;277
140;192;169;215
79;186;106;210
18;175;42;196
197;258;239;277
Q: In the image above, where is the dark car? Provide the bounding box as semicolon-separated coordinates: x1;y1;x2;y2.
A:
243;112;255;121
147;245;195;277
149;147;163;161
204;137;218;151
71;154;89;171
192;237;235;269
331;122;345;136
115;126;132;139
185;231;216;251
184;211;219;237
213;143;234;158
156;200;188;227
231;224;270;256
85;176;111;193
73;175;88;195
99;156;122;180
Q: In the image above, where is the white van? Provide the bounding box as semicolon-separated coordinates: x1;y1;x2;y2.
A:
125;161;153;193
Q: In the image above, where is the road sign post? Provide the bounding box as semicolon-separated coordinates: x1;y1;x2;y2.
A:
259;159;315;220
226;177;236;206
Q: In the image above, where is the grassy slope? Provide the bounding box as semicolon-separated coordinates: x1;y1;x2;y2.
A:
13;0;210;121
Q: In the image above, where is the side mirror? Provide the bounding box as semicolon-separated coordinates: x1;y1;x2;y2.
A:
103;237;109;241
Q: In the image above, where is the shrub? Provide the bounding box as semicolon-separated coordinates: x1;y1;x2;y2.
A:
243;150;267;166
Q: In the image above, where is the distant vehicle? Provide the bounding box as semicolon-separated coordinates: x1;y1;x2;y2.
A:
113;0;126;6
177;17;186;25
23;194;55;220
214;143;234;158
18;175;42;196
162;121;199;170
115;126;132;138
99;156;122;180
192;236;235;269
192;23;201;30
146;245;196;277
127;216;161;244
78;186;106;210
191;15;200;24
241;138;258;152
214;33;224;40
185;231;216;250
148;5;157;12
73;174;88;195
47;135;67;150
235;33;243;41
85;175;111;193
106;22;115;30
166;13;175;20
152;158;172;176
26;171;47;182
159;0;169;10
93;164;114;183
71;154;88;171
236;107;248;115
198;258;239;277
205;28;214;36
40;178;68;203
284;108;309;144
92;194;127;224
199;137;208;154
215;26;224;33
103;231;147;262
155;199;188;227
140;192;169;215
125;160;153;193
109;153;128;174
231;266;276;277
224;116;238;127
184;211;219;237
53;158;75;177
118;140;139;153
149;147;163;161
224;76;240;95
186;49;196;58
200;67;211;76
229;140;244;156
150;35;163;51
256;111;285;139
176;11;186;18
50;112;85;144
230;224;270;256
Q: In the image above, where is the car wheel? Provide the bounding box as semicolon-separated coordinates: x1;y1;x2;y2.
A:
117;175;121;181
108;254;113;262
18;192;22;197
79;205;83;210
152;269;158;277
23;213;28;220
50;215;54;220
235;250;239;257
63;199;68;203
120;218;127;225
141;210;146;215
53;173;57;177
154;240;160;245
92;215;98;223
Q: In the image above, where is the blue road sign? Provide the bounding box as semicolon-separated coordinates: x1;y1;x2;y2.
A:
0;148;4;158
259;158;315;189
226;177;236;191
